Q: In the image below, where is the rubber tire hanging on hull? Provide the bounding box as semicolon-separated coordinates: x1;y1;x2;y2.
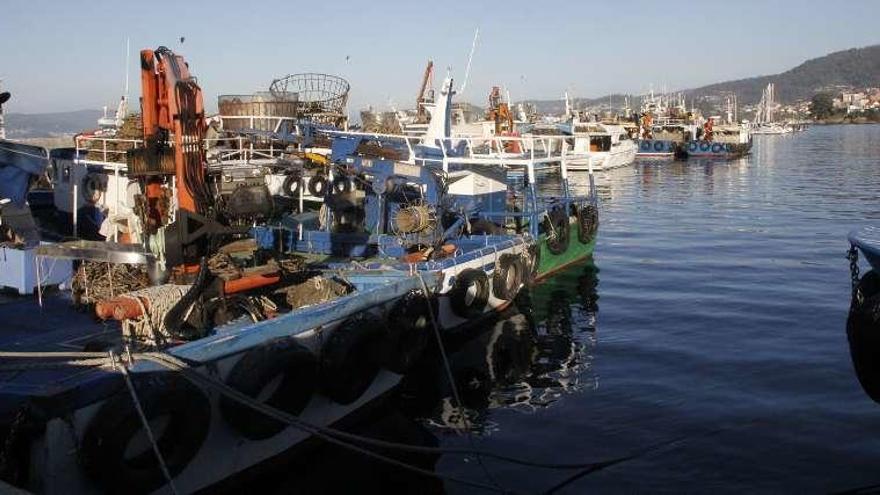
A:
577;204;599;244
449;269;490;319
543;208;570;256
493;254;524;301
332;175;352;194
526;244;540;285
80;373;211;495
378;290;436;374
282;174;301;198
847;270;880;403
308;175;328;197
219;338;318;440
320;315;384;404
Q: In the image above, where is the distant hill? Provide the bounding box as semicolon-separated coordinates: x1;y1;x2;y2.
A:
4;109;102;139
685;44;880;103
522;44;880;113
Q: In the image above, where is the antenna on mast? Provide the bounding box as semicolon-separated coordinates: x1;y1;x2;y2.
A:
459;27;480;94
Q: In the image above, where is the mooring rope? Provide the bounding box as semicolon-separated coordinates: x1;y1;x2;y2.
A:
110;351;179;495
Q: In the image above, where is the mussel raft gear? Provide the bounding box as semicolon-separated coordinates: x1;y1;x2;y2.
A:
847;270;880;403
219;338;318;440
79;373;211;494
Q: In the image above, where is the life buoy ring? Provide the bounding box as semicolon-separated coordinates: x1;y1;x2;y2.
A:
543;208;570;256
653;141;665;152
332;175;352;194
282;173;302;198
699;142;711;152
80;373;211;493
711;143;723;153
377;290;436;373
640;141;651;151
307;175;327;197
725;143;734;153
219;338;318;440
847;270;880;403
493;253;524;301
449;269;490;319
81;173;104;204
320;315;384;404
577;204;599;244
688;141;698;152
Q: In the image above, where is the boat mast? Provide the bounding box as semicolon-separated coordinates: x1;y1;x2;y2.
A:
0;78;7;140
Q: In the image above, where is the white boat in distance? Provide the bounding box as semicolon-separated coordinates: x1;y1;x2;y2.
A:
567;121;637;171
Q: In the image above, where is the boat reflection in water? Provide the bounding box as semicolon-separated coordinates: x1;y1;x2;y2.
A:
236;259;599;492
399;258;600;432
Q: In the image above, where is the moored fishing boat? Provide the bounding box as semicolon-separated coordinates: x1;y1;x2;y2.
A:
845;226;880;403
320;76;600;280
0;47;535;495
682;118;752;158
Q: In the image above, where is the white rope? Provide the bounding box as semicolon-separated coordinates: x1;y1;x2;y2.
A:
119;285;191;345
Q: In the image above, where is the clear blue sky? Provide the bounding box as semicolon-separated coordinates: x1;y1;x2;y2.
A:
2;0;879;114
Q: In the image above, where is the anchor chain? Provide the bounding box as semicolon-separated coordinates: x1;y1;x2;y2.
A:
847;245;861;305
0;407;28;483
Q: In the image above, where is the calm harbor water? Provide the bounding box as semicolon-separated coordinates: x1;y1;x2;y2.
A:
258;125;880;494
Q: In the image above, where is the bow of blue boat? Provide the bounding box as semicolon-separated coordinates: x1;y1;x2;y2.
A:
849;226;880;272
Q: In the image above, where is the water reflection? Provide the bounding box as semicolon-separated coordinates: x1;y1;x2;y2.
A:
242;407;444;494
399;258;600;433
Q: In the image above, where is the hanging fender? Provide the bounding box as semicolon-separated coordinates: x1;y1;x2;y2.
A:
219;338;318;440
79;373;211;493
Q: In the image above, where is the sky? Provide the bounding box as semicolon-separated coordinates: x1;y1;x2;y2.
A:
1;0;879;114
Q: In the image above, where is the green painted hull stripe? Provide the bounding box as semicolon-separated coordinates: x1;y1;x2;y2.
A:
536;219;596;279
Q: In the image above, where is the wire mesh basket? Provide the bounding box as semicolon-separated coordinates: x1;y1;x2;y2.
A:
269;73;350;125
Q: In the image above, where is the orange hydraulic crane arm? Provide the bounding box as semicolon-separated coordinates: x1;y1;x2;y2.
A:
140;46;209;214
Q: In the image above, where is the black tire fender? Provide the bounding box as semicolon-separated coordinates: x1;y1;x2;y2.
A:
219;338;318;440
332;175;352;194
282;173;301;198
320;315;384;404
493;253;524;301
526;244;540;284
543;208;570;256
378;290;436;374
80;373;211;494
847;270;880;403
449;268;490;319
577;204;599;244
307;174;327;197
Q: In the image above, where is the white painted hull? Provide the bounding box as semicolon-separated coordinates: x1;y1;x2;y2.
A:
567;144;637;171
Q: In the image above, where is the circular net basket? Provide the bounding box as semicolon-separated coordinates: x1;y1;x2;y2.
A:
269;73;350;125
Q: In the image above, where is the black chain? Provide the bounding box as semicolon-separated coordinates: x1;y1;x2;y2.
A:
0;407;27;481
847;245;861;305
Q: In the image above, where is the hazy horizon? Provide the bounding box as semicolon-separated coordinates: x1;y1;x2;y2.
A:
2;0;879;114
